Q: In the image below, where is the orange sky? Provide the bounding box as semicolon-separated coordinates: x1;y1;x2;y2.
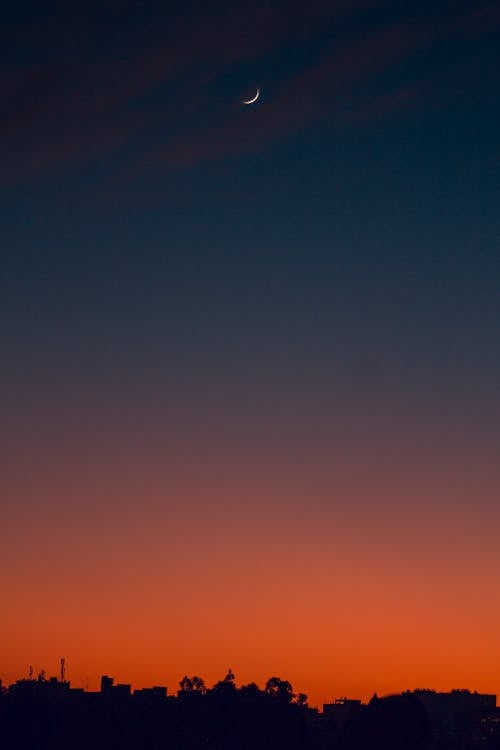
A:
2;398;499;707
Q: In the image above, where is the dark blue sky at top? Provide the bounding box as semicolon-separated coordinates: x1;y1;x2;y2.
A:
1;0;499;440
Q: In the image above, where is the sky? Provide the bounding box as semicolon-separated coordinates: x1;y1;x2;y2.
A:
1;0;499;707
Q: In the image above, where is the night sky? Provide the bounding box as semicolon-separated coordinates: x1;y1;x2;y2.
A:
2;0;499;706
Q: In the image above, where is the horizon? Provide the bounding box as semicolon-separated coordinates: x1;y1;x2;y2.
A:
2;662;498;710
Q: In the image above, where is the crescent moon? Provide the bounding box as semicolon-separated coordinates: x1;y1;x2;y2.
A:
241;88;260;105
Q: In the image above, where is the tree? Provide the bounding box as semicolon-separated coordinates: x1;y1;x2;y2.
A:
211;668;237;696
265;676;295;703
239;682;261;696
191;676;206;693
223;668;235;685
178;675;206;695
295;692;308;707
179;675;193;693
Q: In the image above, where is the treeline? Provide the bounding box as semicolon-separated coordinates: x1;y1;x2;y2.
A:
178;670;307;704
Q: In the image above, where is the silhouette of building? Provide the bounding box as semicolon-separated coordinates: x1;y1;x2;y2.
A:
100;674;131;698
323;697;362;727
407;688;497;743
134;686;168;699
9;676;71;698
100;675;114;693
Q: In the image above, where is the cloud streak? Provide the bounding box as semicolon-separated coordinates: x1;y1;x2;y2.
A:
143;22;434;169
0;0;496;186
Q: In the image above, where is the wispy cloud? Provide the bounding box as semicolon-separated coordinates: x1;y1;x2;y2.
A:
0;0;387;184
143;23;428;169
0;0;496;186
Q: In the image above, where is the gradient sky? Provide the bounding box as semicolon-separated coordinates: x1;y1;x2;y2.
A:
1;0;499;707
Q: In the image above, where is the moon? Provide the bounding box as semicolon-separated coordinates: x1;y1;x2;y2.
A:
241;88;260;105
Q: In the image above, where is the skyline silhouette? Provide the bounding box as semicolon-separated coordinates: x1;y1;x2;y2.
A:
2;665;499;749
2;660;498;710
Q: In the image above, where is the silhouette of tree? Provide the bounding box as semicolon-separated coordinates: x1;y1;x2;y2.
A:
211;669;238;699
223;668;235;685
179;675;193;692
178;675;206;694
265;676;295;703
295;692;308;707
239;682;261;697
191;676;206;693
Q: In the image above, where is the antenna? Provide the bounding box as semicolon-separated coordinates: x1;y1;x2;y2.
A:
29;665;33;680
60;658;65;683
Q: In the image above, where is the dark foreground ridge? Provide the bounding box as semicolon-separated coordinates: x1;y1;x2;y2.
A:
1;668;499;749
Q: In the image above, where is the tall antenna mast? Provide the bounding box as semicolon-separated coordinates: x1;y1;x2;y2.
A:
60;658;65;683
